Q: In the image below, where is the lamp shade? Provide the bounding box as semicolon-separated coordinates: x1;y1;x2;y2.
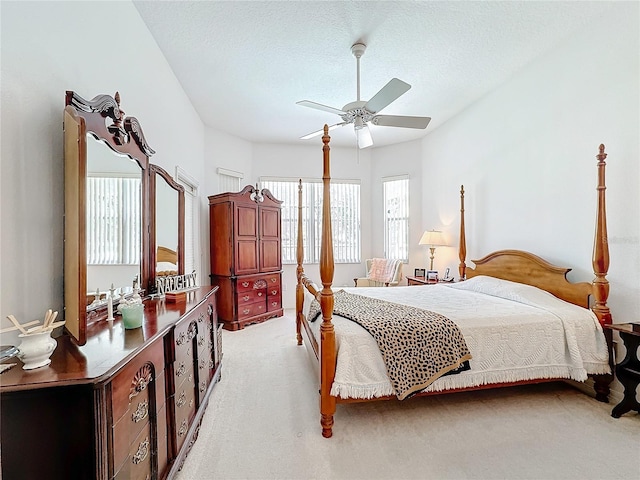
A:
419;230;447;247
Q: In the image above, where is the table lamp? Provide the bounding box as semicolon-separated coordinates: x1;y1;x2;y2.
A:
419;230;447;271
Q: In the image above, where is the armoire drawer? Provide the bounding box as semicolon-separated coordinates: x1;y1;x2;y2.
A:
235;288;266;305
237;301;266;320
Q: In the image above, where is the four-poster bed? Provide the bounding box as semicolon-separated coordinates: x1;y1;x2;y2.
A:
295;125;613;438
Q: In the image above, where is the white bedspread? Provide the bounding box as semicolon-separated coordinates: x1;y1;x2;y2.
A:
307;276;609;399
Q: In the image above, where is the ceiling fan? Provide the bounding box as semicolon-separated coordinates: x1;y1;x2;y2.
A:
297;42;431;149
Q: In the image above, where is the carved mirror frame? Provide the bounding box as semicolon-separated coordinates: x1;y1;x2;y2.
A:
64;91;153;345
148;164;185;292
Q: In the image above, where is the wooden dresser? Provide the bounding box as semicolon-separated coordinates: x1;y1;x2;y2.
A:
0;287;221;480
209;185;284;330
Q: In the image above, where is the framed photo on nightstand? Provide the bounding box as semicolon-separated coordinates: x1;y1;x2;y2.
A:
414;268;426;278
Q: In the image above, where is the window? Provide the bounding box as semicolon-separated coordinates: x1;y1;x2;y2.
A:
260;178;361;264
176;167;199;275
217;167;243;193
383;176;409;262
86;174;141;265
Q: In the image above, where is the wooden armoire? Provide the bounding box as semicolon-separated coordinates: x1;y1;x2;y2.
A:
208;185;284;330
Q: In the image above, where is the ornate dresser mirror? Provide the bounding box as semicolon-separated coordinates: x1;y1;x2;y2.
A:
149;164;185;289
64;91;153;345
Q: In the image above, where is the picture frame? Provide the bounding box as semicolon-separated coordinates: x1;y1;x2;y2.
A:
427;270;438;282
414;268;426;278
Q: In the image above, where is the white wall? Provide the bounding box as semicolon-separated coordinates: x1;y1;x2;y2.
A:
415;3;639;327
0;1;209;345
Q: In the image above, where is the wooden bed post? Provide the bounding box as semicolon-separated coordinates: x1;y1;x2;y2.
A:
592;144;613;402
319;125;337;438
458;185;466;280
295;179;304;345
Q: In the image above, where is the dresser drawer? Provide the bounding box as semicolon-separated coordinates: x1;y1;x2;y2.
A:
237;301;266;320
114;422;152;480
111;339;165;424
112;369;165;471
173;319;197;365
236;288;266;306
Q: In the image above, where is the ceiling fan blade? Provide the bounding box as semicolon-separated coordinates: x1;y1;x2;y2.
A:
296;100;346;116
372;115;431;129
300;122;347;140
356;124;373;149
364;78;411;114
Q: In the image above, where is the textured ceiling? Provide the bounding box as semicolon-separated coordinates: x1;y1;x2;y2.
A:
133;1;612;149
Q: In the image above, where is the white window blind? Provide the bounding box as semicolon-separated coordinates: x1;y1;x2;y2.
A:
217;167;243;193
383;175;409;262
176;167;199;275
86;175;141;265
260;178;361;264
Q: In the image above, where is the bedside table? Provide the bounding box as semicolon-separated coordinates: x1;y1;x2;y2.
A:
606;323;640;418
406;276;437;286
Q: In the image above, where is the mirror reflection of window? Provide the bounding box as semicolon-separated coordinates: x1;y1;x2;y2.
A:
86;138;142;296
156;175;179;275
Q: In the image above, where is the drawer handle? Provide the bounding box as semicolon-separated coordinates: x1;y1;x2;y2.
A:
243;308;250;315
187;323;197;341
200;381;207;393
271;278;276;283
176;362;186;377
198;313;205;323
198;335;205;347
257;292;263;297
178;420;188;437
242;281;249;288
200;359;206;369
271;290;278;295
209;359;215;369
188;373;193;383
271;302;278;307
243;295;250;302
131;400;149;423
176;332;187;346
132;437;149;465
177;391;187;408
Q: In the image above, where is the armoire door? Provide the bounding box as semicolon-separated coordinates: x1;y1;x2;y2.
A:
234;204;259;275
259;206;281;272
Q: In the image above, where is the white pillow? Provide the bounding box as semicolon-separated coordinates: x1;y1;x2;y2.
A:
157;261;178;272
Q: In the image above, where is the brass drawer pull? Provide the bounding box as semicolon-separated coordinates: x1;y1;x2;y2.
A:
132;437;149;464
178;420;188;437
257;292;263;297
176;362;186;377
243;295;250;302
198;313;205;323
241;281;249;288
198;335;205;347
200;381;207;393
199;359;206;369
176;332;187;346
271;290;278;295
271;277;277;283
271;302;278;307
131;400;148;423
243;308;250;315
177;391;187;408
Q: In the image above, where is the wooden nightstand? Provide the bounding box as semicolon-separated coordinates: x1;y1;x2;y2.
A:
607;323;640;418
406;276;437;286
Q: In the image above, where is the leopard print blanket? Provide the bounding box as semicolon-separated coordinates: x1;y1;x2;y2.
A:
308;290;472;400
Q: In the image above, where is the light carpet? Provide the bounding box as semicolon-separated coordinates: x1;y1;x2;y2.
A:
176;311;639;480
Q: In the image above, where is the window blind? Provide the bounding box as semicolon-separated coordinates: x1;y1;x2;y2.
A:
260;178;361;264
86;175;141;265
383;176;409;262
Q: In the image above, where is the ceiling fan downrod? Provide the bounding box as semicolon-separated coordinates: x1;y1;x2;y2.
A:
351;43;366;102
